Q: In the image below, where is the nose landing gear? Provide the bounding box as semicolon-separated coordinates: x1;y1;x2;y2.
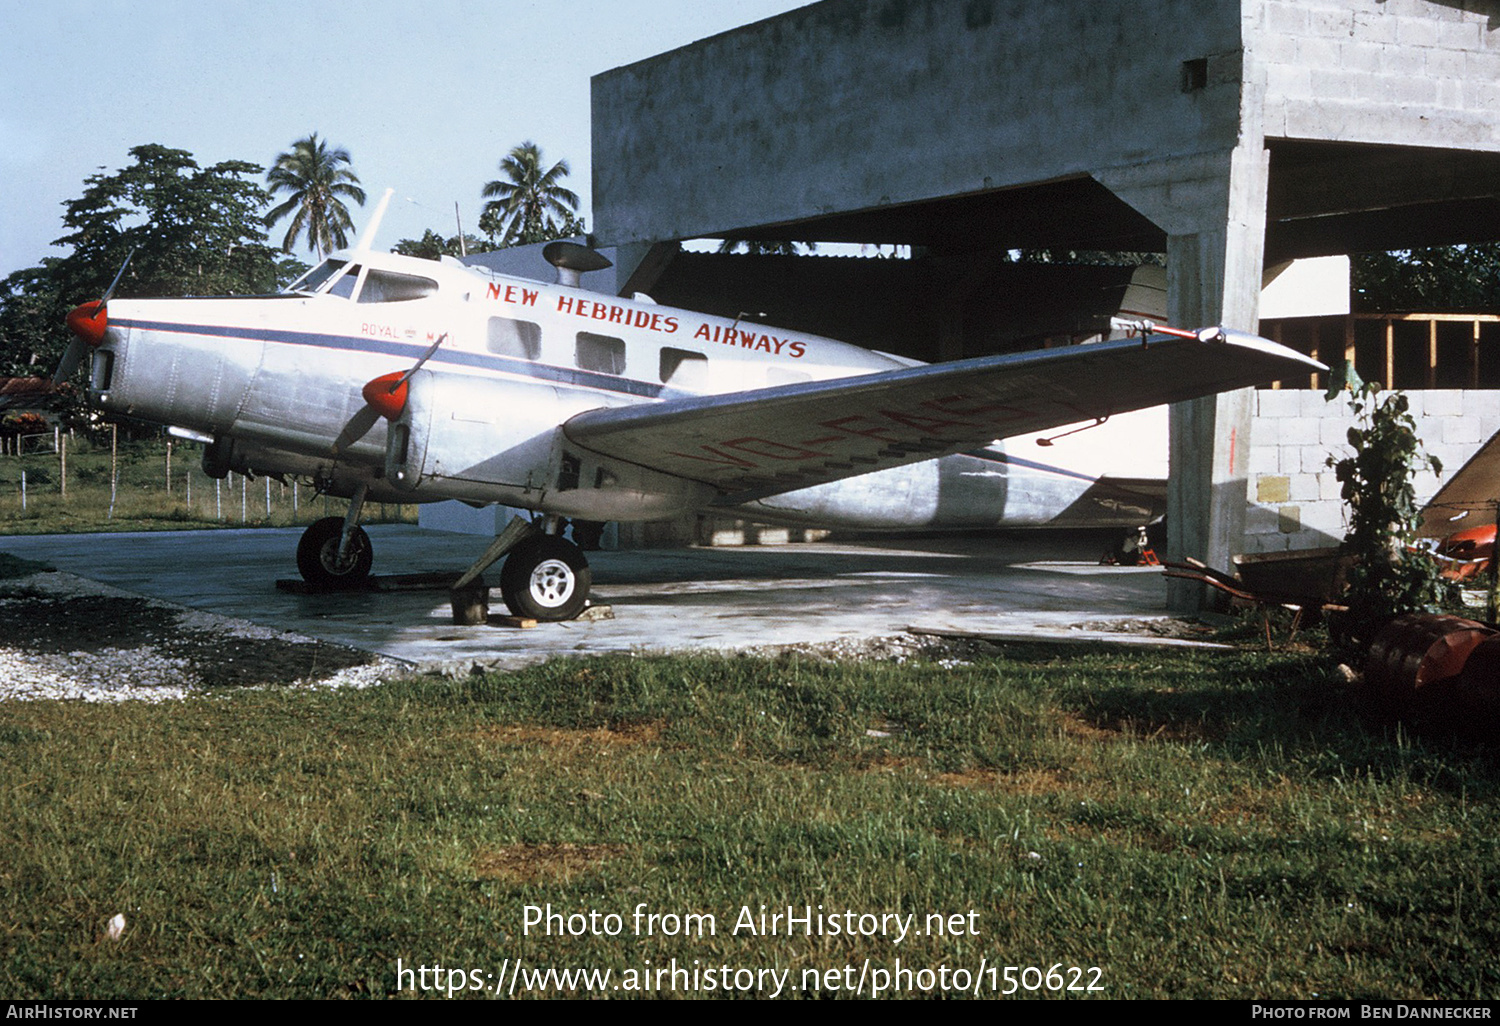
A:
295;483;374;589
296;516;374;587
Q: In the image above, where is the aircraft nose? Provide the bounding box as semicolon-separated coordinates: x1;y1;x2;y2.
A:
65;302;108;348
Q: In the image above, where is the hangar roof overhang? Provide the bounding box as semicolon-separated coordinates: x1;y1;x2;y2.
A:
636;139;1500;360
707;141;1500;264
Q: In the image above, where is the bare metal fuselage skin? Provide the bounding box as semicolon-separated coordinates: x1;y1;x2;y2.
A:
87;251;1162;530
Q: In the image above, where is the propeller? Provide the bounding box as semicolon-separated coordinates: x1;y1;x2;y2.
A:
330;332;448;456
55;248;137;384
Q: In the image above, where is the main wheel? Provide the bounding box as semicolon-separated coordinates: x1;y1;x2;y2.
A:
296;516;373;588
500;536;591;621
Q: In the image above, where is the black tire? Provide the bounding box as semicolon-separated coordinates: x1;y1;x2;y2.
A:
500;536;591;621
296;516;373;588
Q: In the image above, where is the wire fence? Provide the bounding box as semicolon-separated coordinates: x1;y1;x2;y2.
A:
0;431;413;533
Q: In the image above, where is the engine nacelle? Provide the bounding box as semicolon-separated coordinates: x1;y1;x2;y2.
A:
385;368;556;502
384;369;716;519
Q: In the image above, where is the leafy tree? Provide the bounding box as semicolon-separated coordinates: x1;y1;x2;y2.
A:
52;144;277;299
1351;244;1500;312
0;143;278;378
1324;363;1454;649
479;142;582;248
264;134;367;259
390;229;495;261
274;254;312;288
716;239;816;256
0;265;70;376
1007;249;1166;266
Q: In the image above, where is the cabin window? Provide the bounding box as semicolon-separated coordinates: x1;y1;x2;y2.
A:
326;264;363;300
285;259;347;294
767;367;812;387
575;332;626;376
659;347;709;389
487;317;542;360
358;268;438;303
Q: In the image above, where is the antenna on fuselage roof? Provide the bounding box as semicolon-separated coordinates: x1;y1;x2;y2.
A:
350;188;396;255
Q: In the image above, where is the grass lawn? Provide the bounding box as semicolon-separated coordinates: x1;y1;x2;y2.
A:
1;643;1495;1000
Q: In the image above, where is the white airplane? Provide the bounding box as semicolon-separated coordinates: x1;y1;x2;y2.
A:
60;192;1321;621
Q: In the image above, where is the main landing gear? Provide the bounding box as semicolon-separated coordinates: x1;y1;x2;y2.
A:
499;534;592;621
449;515;592;623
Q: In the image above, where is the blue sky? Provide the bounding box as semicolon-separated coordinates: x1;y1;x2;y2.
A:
0;0;815;279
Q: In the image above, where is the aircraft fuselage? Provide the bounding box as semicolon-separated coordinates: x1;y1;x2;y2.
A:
88;251;1162;531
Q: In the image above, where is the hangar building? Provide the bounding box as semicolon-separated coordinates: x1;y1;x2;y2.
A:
585;0;1500;610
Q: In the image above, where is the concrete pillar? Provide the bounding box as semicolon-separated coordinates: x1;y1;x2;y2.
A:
1097;140;1271;610
611;240;679;299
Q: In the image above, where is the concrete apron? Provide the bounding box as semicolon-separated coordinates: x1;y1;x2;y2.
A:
2;526;1196;673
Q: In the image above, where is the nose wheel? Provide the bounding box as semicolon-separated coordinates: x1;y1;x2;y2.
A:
296;516;373;588
500;535;591;621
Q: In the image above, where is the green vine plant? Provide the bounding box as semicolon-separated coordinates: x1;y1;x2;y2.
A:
1324;363;1455;649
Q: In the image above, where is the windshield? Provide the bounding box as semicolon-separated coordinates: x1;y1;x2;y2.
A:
358;268;438;303
284;259;348;295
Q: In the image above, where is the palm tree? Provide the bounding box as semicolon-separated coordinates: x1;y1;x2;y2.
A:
264;134;367;259
480;142;581;248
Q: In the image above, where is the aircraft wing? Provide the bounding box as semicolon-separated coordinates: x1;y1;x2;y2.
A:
1418;427;1500;536
563;328;1324;503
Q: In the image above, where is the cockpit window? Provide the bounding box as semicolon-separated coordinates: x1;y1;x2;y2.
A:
284;259;347;294
327;264;362;299
358;268;439;303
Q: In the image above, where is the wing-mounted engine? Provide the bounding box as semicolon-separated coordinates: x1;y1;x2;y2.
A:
384;368;555;504
381;367;717;519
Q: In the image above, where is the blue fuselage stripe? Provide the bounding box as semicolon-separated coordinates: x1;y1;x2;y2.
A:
114;318;667;399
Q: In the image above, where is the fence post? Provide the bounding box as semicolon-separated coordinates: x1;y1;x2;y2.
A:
109;424;118;519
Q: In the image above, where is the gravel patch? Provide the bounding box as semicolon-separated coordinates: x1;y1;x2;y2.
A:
739;616;1232;666
0;571;402;703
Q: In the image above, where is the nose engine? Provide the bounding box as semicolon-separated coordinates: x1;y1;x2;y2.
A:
55;301;111;386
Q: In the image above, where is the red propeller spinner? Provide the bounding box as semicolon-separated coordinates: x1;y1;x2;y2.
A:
361;372;409;420
65;302;108;348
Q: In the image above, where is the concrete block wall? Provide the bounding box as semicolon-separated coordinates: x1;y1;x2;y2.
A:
593;0;1245;248
1249;0;1500;148
1244;388;1500;554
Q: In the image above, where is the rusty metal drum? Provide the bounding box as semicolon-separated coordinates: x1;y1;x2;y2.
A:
1364;614;1495;718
